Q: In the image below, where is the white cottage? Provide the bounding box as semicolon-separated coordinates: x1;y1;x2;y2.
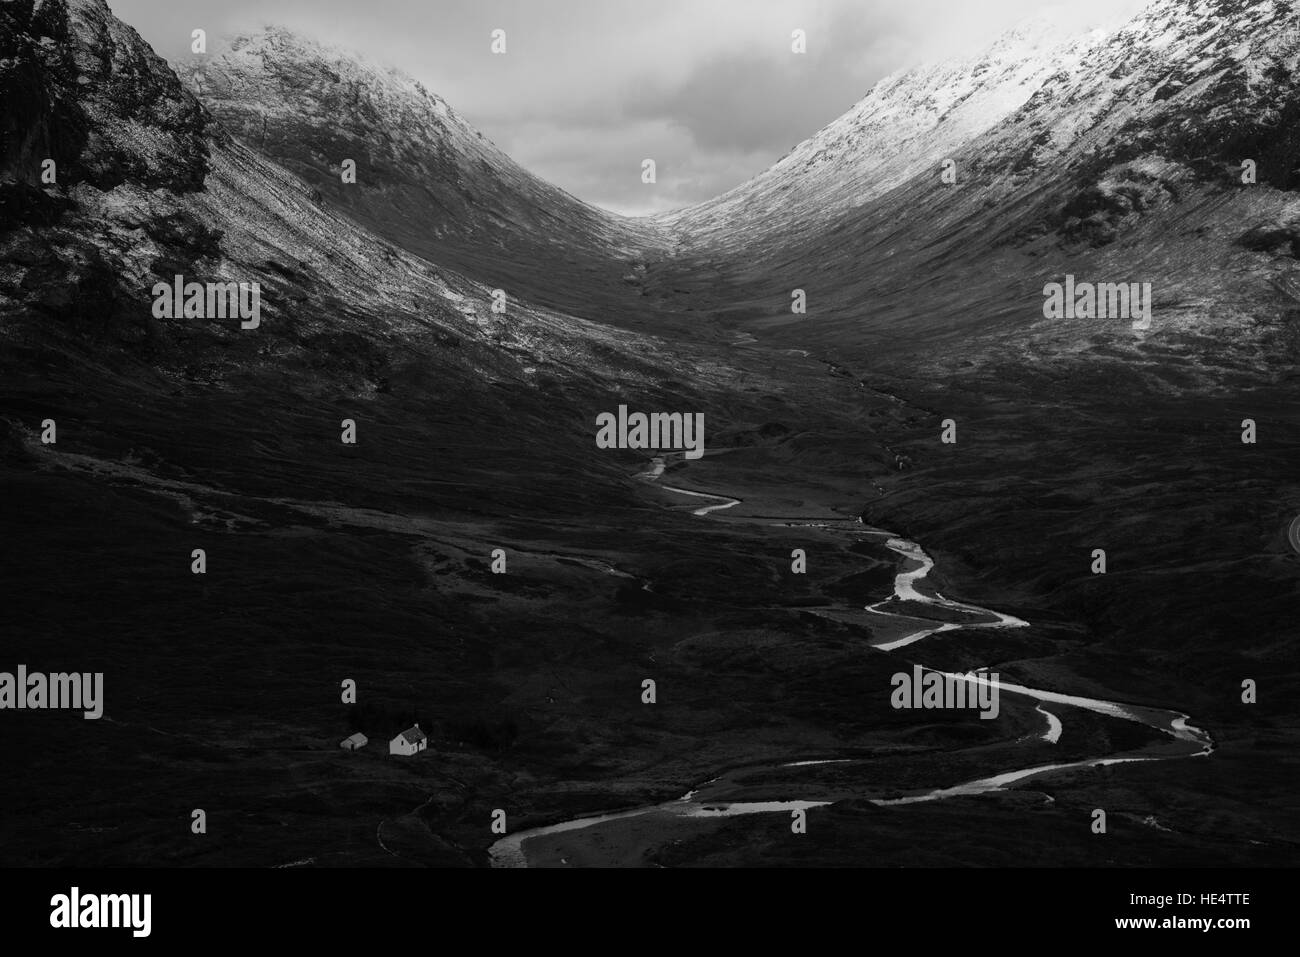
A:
389;724;427;756
339;732;368;750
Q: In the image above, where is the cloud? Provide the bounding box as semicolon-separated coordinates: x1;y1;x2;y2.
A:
621;9;905;156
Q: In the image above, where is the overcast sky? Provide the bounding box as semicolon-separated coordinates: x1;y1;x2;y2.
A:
112;0;1148;215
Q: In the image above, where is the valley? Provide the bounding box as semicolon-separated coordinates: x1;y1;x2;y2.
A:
1;0;1297;870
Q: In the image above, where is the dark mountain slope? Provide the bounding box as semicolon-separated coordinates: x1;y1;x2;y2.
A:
2;0;911;869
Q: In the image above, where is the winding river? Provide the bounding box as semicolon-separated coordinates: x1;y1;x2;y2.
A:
489;456;1214;867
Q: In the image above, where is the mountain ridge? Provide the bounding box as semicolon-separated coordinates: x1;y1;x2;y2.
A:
174;26;678;332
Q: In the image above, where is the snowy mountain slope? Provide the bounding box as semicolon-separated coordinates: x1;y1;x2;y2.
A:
12;0;1295;372
644;0;1300;370
972;0;1300;242
175;28;676;332
657;18;1102;247
0;0;710;395
983;0;1299;178
663;0;1298;247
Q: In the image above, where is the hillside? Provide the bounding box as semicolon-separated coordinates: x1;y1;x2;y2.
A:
2;0;1295;870
648;0;1300;364
174;28;679;332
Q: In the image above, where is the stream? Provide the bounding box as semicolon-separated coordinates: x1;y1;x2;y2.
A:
488;456;1214;866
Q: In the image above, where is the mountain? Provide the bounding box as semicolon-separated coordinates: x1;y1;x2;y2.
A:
657;18;1099;246
2;0;887;869
174;28;678;332
3;0;1297;871
650;0;1300;364
667;0;1300;247
641;1;1300;876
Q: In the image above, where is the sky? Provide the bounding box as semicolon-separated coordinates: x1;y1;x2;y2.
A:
111;0;1149;215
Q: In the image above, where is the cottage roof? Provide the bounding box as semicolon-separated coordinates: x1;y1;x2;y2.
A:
397;725;426;744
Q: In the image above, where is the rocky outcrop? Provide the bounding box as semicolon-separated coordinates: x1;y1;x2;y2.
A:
1057;159;1187;246
0;0;219;347
1238;216;1300;258
0;0;213;197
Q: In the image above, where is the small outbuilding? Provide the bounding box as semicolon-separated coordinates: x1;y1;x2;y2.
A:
389;724;427;756
340;732;368;751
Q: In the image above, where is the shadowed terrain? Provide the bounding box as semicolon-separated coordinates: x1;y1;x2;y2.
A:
1;0;1296;868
